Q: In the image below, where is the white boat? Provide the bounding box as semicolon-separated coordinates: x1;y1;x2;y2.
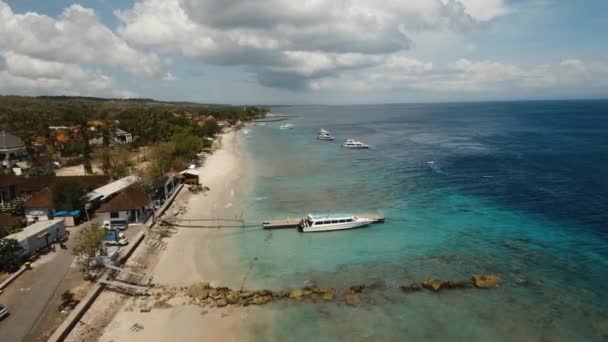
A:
280;123;295;130
341;139;370;149
317;132;335;141
319;128;329;134
298;214;374;233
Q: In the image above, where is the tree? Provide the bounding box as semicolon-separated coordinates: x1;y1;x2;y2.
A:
52;180;87;211
72;223;107;278
172;130;202;159
0;238;23;272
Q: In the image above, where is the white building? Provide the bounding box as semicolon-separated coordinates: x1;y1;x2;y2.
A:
96;187;152;223
3;219;65;256
0;131;29;170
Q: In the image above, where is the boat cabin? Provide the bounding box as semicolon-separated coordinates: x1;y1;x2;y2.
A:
304;214;355;227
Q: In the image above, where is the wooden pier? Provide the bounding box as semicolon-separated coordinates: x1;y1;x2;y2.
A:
263;213;384;230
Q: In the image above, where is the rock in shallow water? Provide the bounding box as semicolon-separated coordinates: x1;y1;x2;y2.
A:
289;288;304;299
343;293;360;306
472;274;502;288
400;283;422;293
423;278;444;292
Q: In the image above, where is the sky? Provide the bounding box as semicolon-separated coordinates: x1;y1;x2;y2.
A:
1;0;607;105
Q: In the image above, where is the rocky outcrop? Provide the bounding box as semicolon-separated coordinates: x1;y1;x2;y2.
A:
400;283;422;293
166;274;502;311
422;278;444;292
289;288;304;300
472;274;502;288
343;293;360;306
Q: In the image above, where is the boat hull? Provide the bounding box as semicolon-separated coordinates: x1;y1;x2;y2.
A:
300;219;373;233
341;145;369;149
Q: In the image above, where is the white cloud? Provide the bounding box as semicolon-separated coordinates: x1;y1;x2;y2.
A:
0;52;137;98
116;0;508;89
162;72;178;81
309;58;608;98
0;1;162;77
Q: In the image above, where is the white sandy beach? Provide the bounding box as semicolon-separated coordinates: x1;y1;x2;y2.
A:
66;130;263;342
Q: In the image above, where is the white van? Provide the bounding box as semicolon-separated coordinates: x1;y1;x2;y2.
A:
103;219;128;231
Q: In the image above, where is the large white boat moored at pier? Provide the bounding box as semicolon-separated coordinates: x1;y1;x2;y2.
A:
298;214;374;233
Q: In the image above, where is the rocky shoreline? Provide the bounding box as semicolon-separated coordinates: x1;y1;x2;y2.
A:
149;274;502;310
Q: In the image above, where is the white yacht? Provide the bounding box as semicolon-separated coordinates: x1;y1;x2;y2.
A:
280;123;295;130
341;139;370;149
317;132;335;141
298;214;374;233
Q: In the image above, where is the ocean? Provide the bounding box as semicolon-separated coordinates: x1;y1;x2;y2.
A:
214;101;608;341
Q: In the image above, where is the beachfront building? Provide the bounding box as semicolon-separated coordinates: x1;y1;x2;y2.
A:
152;174;178;205
3;218;65;257
96;187;152;223
180;169;200;184
0;131;29;172
86;175;139;206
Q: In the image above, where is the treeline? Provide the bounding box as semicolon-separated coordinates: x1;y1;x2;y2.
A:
0;95;267;147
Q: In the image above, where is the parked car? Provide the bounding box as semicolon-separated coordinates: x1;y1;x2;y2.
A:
103;219;128;231
104;230;129;246
0;304;9;320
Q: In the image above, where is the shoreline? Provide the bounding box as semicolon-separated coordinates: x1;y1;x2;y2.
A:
65;129;261;342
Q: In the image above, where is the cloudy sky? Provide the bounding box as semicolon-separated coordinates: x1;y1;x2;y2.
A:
1;0;607;104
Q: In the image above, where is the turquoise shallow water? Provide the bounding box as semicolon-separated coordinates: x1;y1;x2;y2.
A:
210;102;608;341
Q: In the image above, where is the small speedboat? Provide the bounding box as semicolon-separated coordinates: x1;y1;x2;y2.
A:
317;131;335;141
341;139;370;149
317;134;335;141
280;124;295;130
298;214;374;233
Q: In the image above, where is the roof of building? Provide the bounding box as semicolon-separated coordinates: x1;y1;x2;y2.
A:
115;128;130;135
0;175;110;193
0;131;25;150
97;187;150;213
3;218;64;242
23;188;53;208
180;169;200;176
90;175;138;200
0;213;21;226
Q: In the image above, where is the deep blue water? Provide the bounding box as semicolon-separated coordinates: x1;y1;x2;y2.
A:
214;101;608;341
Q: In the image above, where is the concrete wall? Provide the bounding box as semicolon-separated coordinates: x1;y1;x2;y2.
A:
99;211;129;223
99;208;147;224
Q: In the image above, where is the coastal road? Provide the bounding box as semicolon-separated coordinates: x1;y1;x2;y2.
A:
0;219;105;341
0;245;77;342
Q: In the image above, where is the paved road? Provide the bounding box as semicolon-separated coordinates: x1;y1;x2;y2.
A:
0;245;77;341
0;220;145;341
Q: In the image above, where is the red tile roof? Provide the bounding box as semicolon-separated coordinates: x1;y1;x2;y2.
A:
0;175;109;193
23;187;53;208
97;187;150;213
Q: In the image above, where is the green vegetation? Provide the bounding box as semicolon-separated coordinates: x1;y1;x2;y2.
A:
52;180;87;211
0;95;267;181
0;95;266;147
72;223;107;278
0;238;23;272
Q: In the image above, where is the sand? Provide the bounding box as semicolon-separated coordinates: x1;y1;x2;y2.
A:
153;130;248;286
66;130;257;342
